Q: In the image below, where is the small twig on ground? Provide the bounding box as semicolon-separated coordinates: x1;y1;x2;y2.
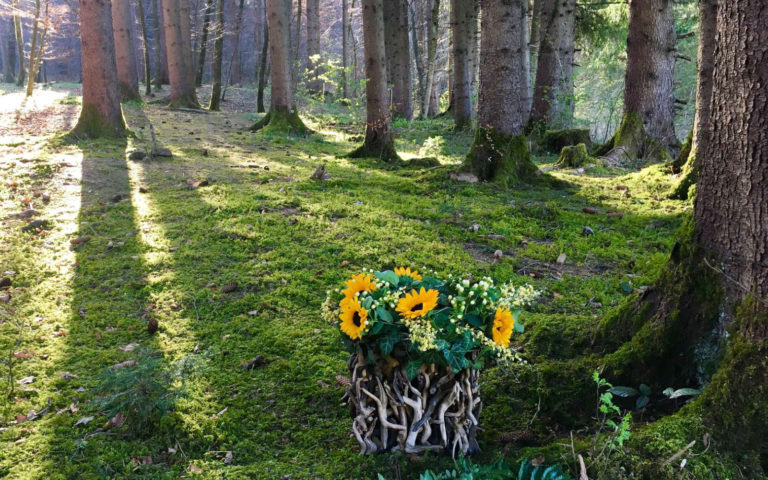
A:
662;440;696;466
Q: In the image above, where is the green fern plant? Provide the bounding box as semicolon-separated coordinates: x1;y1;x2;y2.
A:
383;457;573;480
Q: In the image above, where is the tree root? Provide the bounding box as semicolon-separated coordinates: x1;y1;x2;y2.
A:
343;354;481;457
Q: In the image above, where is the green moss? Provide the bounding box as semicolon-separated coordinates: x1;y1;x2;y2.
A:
556;143;599;168
68;102;126;139
464;127;537;185
251;106;310;136
118;81;141;103
540;128;593;154
669;150;699;200
670;129;693;172
167;92;200;109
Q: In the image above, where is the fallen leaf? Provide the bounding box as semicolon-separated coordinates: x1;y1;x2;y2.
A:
70;236;91;245
17;376;34;384
316;380;330;388
243;356;267;370
12;350;35;359
106;412;125;429
16;414;26;424
118;343;139;352
188;464;203;474
74;416;94;426
111;360;138;369
556;253;567;265
247;310;258;316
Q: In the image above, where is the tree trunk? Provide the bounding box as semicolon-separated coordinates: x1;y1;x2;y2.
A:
137;0;152;95
1;16;15;83
71;0;125;138
603;0;677;164
12;0;25;87
464;0;536;184
293;0;302;86
384;0;412;119
341;0;350;98
529;0;575;129
409;0;424;114
256;1;269;113
162;0;199;107
112;0;141;101
209;0;224;110
179;0;195;88
196;0;214;86
151;0;169;87
529;0;541;61
305;0;321;93
422;0;440;118
670;0;716;200
468;0;479;104
349;0;397;161
451;0;473;129
251;0;307;133
227;0;245;86
25;0;41;97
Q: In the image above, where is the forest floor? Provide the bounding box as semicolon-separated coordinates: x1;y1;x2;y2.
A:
0;84;695;479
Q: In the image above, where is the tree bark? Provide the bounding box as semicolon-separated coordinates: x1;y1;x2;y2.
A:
12;0;25;87
603;0;677;164
162;0;199;107
227;0;245;86
384;0;412;119
305;0;321;93
422;0;440;118
71;0;125;138
464;0;536;183
349;0;397;161
251;0;307;133
25;0;42;97
0;16;14;83
196;0;214;86
256;0;269;113
293;0;302;85
670;0;717;199
451;0;474;129
209;0;224;110
529;0;576;129
151;0;169;87
409;0;424;113
137;0;152;95
112;0;141;101
341;0;350;98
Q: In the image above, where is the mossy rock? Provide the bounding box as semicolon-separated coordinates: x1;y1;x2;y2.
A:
540;128;592;154
556;143;599;168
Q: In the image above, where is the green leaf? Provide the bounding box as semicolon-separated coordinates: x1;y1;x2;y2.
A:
639;383;651;396
620;280;632;293
375;306;393;323
465;314;483;328
405;362;421;381
513;310;524;333
375;270;400;287
369;321;385;335
635;395;650;409
360;295;374;310
609;386;640;398
379;329;399;356
669;388;701;399
662;387;675;397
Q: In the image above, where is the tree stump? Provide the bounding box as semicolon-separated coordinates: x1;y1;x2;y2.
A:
343;353;482;457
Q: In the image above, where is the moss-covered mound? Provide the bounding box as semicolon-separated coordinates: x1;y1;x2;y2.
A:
540;128;593;154
556;143;600;168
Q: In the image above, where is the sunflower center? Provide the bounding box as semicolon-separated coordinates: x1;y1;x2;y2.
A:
411;303;424;312
352;311;362;327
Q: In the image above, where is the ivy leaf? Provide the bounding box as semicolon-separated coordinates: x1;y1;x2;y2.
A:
636;395;650;409
375;306;393;323
465;314;483;328
512;310;524;333
668;388;701;399
620;281;632;293
639;384;651;396
369;321;385;335
379;329;399;356
405;362;421;381
609;386;640;398
375;270;400;287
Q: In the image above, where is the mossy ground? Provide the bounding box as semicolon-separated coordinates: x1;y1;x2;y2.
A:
0;84;748;479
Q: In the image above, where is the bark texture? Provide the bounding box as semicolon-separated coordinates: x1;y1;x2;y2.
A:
112;0;141;101
383;0;412;119
151;0;169;87
256;2;269;113
670;0;717;199
162;0;198;107
71;0;125;138
196;0;214;87
464;0;536;183
349;0;397;161
209;0;224;110
341;0;350;98
306;0;321;92
421;0;440;118
137;0;152;95
529;0;576;129
12;0;25;86
451;0;474;129
0;17;15;83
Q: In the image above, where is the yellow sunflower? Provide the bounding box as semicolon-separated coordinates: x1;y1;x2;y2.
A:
394;267;423;281
339;298;368;340
342;273;377;300
492;307;515;348
396;287;439;319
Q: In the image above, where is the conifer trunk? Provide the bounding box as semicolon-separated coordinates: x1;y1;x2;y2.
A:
112;0;141;101
162;0;199;107
451;0;473;129
137;0;152;95
0;17;14;83
12;0;25;87
209;0;224;110
196;0;214;87
256;1;269;113
384;0;412;119
151;0;169;87
306;0;321;92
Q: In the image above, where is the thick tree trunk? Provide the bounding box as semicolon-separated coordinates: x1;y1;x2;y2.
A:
349;0;397;161
71;0;125;138
0;17;14;83
409;0;425;116
25;0;42;97
670;0;717;200
603;0;677;164
305;0;321;93
383;0;412;119
196;0;214;87
451;0;473;129
422;0;440;118
228;0;245;86
251;0;307;133
162;0;199;107
464;0;536;184
209;0;224;110
12;0;25;87
137;0;152;95
256;1;269;113
112;0;141;101
151;0;169;87
529;0;576;129
341;0;350;98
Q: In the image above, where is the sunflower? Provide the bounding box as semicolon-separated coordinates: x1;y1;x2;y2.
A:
339;298;368;340
394;266;423;281
342;273;377;300
492;307;515;348
396;287;439;319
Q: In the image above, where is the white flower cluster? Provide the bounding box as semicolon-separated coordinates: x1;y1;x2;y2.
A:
321;292;340;324
403;317;438;352
498;283;540;309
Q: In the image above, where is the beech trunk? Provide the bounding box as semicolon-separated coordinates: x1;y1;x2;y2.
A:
422;0;440;118
112;0;141;101
12;0;25;86
71;0;125;138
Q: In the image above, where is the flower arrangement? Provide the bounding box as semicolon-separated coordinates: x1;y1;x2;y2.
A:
324;267;539;378
326;267;540;456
